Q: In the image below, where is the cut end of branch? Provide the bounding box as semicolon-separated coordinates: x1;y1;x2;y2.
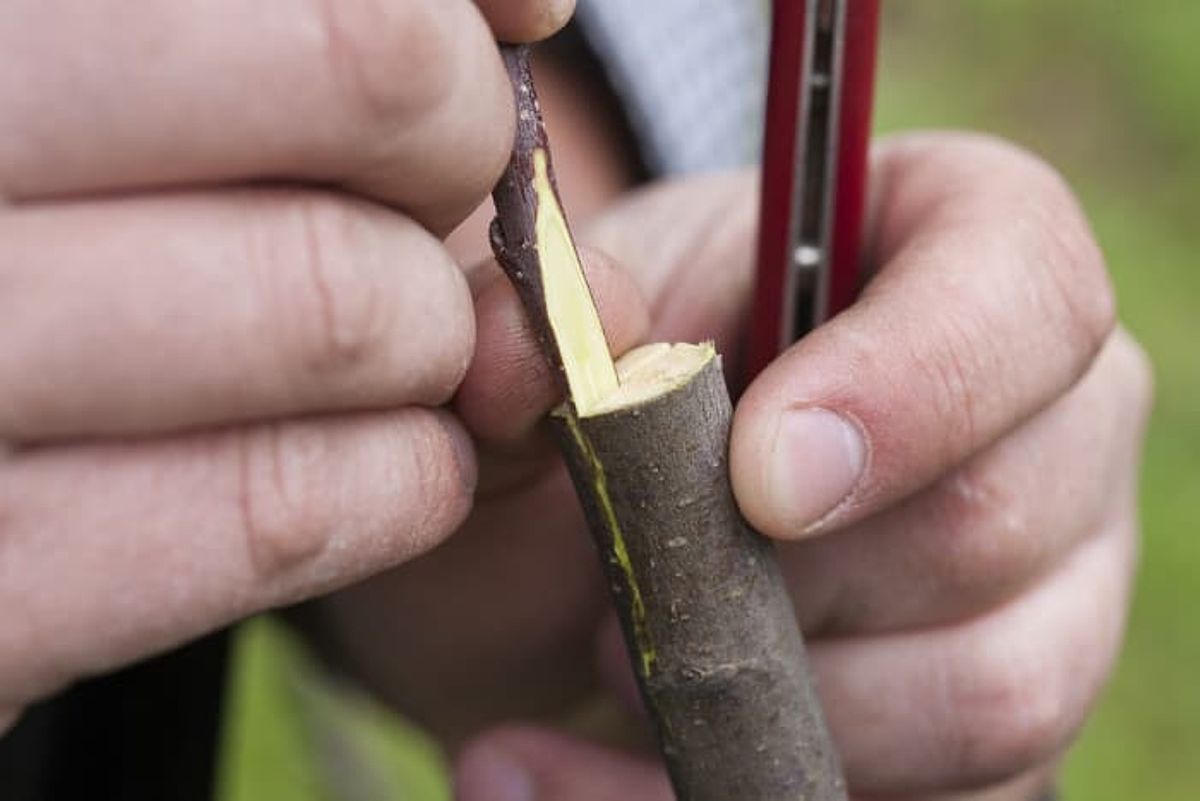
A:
493;44;845;801
584;343;716;417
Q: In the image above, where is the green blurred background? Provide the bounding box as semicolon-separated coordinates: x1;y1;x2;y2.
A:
218;3;1200;799
876;4;1200;800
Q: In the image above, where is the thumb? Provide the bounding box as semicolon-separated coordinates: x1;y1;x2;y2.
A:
455;726;672;801
730;136;1113;541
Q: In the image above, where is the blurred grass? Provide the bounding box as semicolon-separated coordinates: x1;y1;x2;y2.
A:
218;4;1199;799
875;4;1200;800
217;617;450;801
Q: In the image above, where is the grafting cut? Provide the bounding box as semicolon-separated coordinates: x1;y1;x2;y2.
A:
489;45;846;801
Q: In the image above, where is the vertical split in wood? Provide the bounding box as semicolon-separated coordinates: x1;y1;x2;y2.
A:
489;45;847;801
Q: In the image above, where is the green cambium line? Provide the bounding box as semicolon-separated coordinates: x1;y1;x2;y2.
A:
531;142;723;682
560;410;656;679
496;46;849;794
530;141;656;676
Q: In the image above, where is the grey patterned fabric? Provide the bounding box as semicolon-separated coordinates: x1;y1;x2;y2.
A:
574;0;769;175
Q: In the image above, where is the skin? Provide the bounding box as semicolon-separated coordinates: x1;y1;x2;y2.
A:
443;153;1147;799
0;0;566;724
0;4;1150;801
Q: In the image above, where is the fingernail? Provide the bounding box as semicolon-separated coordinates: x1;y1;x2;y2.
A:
769;408;866;535
456;745;533;801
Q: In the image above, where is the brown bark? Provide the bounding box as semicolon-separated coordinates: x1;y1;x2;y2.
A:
552;353;845;800
489;47;572;398
490;44;846;801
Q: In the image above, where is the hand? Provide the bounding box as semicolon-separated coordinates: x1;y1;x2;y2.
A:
322;134;1148;800
0;0;576;733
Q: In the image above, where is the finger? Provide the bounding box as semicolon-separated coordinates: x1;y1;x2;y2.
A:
456;725;672;801
779;327;1153;636
456;247;650;447
316;466;607;748
732;133;1117;539
454;730;1060;801
0;408;475;708
474;0;576;43
812;521;1134;795
0;189;474;441
866;760;1060;801
579;171;759;352
590;519;1133;795
0;0;512;233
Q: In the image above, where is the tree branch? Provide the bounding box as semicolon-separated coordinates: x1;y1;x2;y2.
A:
489;44;846;801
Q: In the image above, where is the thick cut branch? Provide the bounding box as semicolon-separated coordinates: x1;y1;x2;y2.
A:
490;45;846;801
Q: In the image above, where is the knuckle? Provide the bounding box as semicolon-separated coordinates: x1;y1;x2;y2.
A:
917;135;1115;381
252;190;475;407
235;422;333;583
911;310;986;456
922;462;1041;601
1033;210;1116;373
416;257;476;405
1009;158;1117;372
933;134;1117;370
941;642;1072;785
282;193;388;382
314;0;456;132
1108;326;1155;420
392;412;474;554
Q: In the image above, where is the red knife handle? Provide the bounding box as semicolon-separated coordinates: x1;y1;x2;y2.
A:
746;0;808;384
828;0;879;318
745;0;880;384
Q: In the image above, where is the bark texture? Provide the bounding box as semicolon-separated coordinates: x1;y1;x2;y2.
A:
552;356;845;800
489;46;572;397
490;44;846;801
